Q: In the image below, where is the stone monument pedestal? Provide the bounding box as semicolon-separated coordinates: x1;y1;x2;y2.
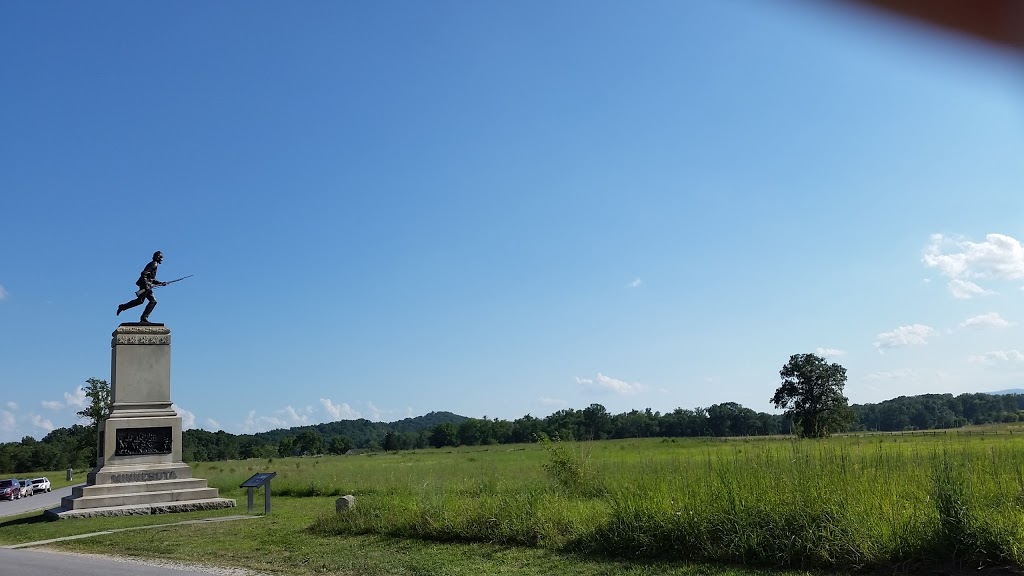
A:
46;324;235;519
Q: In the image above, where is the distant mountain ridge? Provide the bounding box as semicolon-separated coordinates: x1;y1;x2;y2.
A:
989;389;1024;395
387;411;470;432
249;410;468;445
12;392;1024;474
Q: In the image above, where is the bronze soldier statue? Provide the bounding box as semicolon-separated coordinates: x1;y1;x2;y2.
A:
116;251;167;323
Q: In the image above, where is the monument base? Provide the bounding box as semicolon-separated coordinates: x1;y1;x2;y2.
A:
45;497;235;519
47;323;235;519
46;461;236;520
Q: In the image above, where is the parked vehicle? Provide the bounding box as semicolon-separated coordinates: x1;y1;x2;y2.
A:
19;480;33;497
30;477;51;493
0;479;20;500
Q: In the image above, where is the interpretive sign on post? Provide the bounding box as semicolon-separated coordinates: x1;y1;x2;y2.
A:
240;472;277;514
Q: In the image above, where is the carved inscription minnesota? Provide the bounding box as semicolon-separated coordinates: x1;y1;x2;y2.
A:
112;471;178;483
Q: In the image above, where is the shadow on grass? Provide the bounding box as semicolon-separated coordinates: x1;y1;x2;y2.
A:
309;523;1024;576
0;514;55;528
548;551;816;576
861;565;1024;576
307;525;818;576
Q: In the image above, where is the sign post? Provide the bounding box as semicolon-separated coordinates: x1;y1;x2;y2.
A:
240;472;277;514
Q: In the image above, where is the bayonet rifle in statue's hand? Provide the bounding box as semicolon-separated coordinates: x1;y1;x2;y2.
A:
135;275;193;297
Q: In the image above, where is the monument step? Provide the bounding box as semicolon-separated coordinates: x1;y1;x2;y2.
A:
45;497;236;519
72;478;209;498
61;487;221;510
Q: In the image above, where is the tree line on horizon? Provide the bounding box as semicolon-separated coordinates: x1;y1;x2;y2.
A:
2;388;1024;473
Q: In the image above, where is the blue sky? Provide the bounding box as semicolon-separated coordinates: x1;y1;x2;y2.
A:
2;1;1023;442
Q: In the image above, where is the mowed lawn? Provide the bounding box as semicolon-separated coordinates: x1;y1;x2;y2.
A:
2;431;1024;574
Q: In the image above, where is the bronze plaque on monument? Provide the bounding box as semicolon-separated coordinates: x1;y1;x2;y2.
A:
114;426;173;456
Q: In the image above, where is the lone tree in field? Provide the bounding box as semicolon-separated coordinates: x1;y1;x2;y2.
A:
771;353;853;438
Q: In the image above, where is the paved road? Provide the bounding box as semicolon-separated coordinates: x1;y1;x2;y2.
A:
0;486;264;575
0;548;257;575
0;484;77;518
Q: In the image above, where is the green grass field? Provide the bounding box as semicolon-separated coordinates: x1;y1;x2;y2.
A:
0;468;80;492
3;430;1024;574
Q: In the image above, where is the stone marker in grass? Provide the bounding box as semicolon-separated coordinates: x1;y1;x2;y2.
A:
336;495;356;512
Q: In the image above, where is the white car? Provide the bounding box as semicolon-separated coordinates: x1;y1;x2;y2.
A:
18;480;32;497
30;477;50;493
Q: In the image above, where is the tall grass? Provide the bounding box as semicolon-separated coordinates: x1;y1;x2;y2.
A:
284;435;1024;571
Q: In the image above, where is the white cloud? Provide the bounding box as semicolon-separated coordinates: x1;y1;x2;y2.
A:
369;403;412;422
576;372;646;395
366;402;382;421
241;410;289;434
960;312;1012;329
5;402;16;411
948;279;993;299
816;347;847;357
864;368;919;381
30;414;54;432
320;398;361;420
874;324;936;352
968;350;1024;366
64;387;87;408
629;278;644;288
241;405;316;433
282;405;313;426
205;418;221;431
173;404;196;430
537;397;567;407
42;386;89;412
0;411;14;432
924;233;1024;298
0;284;7;300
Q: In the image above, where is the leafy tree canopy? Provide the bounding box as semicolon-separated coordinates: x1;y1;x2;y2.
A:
771;353;853;438
76;377;112;427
